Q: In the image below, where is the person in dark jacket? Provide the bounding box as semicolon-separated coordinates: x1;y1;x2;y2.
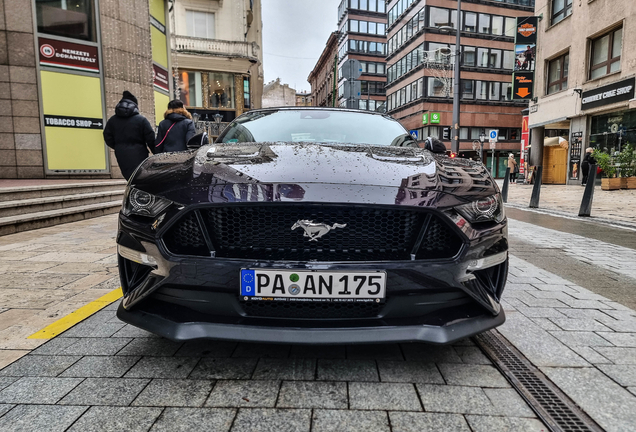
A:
581;147;596;185
103;91;155;180
154;100;196;153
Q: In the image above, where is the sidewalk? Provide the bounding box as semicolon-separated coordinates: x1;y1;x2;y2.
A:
497;180;636;227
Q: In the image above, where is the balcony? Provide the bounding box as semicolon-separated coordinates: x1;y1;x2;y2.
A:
172;35;260;62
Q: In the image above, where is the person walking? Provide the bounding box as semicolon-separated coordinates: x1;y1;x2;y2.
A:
581;147;596;185
103;91;155;180
154;100;196;153
508;154;518;183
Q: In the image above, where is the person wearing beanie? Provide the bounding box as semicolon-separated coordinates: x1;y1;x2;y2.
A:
103;91;155;180
154;99;196;153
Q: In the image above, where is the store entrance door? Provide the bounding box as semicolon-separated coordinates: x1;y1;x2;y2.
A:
543;146;567;184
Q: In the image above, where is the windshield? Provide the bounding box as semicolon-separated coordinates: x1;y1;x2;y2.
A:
216;110;414;146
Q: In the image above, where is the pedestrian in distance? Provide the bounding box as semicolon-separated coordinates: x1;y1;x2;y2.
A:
508;154;518;183
154;100;196;153
103;91;155;180
581;147;597;186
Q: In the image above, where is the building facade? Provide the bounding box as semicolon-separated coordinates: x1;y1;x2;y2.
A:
261;78;296;107
296;91;312;106
171;0;263;125
385;0;533;177
529;0;635;185
0;0;171;179
336;0;388;112
308;32;339;108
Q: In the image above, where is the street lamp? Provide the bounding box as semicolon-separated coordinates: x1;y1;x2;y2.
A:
479;131;486;161
437;0;462;155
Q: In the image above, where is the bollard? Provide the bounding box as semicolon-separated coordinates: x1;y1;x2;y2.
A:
578;164;597;217
529;166;542;208
502;167;510;203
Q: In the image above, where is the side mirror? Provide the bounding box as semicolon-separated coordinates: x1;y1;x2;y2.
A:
187;132;209;149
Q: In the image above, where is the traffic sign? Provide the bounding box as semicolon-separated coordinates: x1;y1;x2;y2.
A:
341;59;362;80
430;113;440;124
343;80;361;99
489;130;498;141
489;140;496;149
409;130;419;140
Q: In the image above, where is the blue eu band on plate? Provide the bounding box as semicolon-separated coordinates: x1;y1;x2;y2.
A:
240;269;386;302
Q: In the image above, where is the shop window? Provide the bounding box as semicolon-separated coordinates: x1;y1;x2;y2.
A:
186;10;215;39
243;78;250;109
209;73;235;109
547;53;569;94
590;27;622;80
178;71;202;107
36;0;97;41
551;0;572;26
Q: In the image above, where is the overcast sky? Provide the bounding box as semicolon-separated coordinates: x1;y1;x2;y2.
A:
262;0;341;93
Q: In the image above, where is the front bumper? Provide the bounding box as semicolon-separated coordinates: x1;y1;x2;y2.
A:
116;209;508;344
117;301;505;344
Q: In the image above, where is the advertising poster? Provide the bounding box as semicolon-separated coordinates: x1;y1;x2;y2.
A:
40;71;107;172
39;37;99;73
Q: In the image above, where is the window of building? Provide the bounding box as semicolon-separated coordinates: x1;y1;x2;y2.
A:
464;12;477;32
461;80;474;99
470;128;481;140
429;7;451;28
505;17;516;37
463;46;476;66
476;81;488;100
490;82;501;100
36;0;97;41
491;16;504;36
547;53;569;94
460;127;469;140
186;10;215;39
551;0;573;25
209;72;235;108
350;20;359;32
590;27;622;80
243;78;250;109
479;14;491;34
503;51;515;70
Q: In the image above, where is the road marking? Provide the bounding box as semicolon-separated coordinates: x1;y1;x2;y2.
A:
28;288;123;339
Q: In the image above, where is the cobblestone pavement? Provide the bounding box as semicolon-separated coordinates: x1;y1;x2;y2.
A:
0;214;635;431
498;180;636;227
0;217;119;369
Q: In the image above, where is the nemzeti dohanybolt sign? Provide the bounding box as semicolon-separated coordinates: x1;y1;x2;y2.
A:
581;77;635;110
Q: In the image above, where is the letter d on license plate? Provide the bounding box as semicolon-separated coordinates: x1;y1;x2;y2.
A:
240;269;386;301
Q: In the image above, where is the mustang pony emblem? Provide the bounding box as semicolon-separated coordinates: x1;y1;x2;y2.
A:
291;220;346;241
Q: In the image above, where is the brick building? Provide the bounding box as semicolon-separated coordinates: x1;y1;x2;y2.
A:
385;0;533;177
337;0;388;112
308;32;339;108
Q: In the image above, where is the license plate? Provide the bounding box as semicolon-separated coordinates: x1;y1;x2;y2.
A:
240;269;386;302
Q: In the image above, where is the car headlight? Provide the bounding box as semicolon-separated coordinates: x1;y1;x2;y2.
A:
122;188;173;217
455;194;505;223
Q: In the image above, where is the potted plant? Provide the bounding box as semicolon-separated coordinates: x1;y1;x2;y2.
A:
593;149;620;190
617;144;636;189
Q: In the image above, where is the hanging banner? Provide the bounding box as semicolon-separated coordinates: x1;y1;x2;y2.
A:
512;17;538;100
520;115;529;176
38;37;99;73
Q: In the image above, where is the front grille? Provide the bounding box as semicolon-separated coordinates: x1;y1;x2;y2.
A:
241;301;382;319
163;204;464;261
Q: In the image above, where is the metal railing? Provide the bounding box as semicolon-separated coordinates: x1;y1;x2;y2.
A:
172;35;260;61
194;120;230;139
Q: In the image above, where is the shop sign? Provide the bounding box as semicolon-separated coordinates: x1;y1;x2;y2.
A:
569;133;583;180
44;115;104;129
38;37;99;73
520;115;529;176
153;64;170;92
515;17;538;44
150;16;166;33
430;113;440;124
422;113;428;124
581;77;635;110
513;73;534;100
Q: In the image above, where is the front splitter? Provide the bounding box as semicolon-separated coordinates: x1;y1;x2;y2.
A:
116;302;505;345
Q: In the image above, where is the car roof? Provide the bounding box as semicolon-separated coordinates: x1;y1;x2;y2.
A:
246;106;389;117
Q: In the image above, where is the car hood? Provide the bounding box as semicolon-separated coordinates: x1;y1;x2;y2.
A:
133;143;498;207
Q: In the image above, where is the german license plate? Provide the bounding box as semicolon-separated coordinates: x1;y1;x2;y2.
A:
240;269;386;302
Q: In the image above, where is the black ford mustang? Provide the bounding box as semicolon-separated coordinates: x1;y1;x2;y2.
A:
116;107;508;344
